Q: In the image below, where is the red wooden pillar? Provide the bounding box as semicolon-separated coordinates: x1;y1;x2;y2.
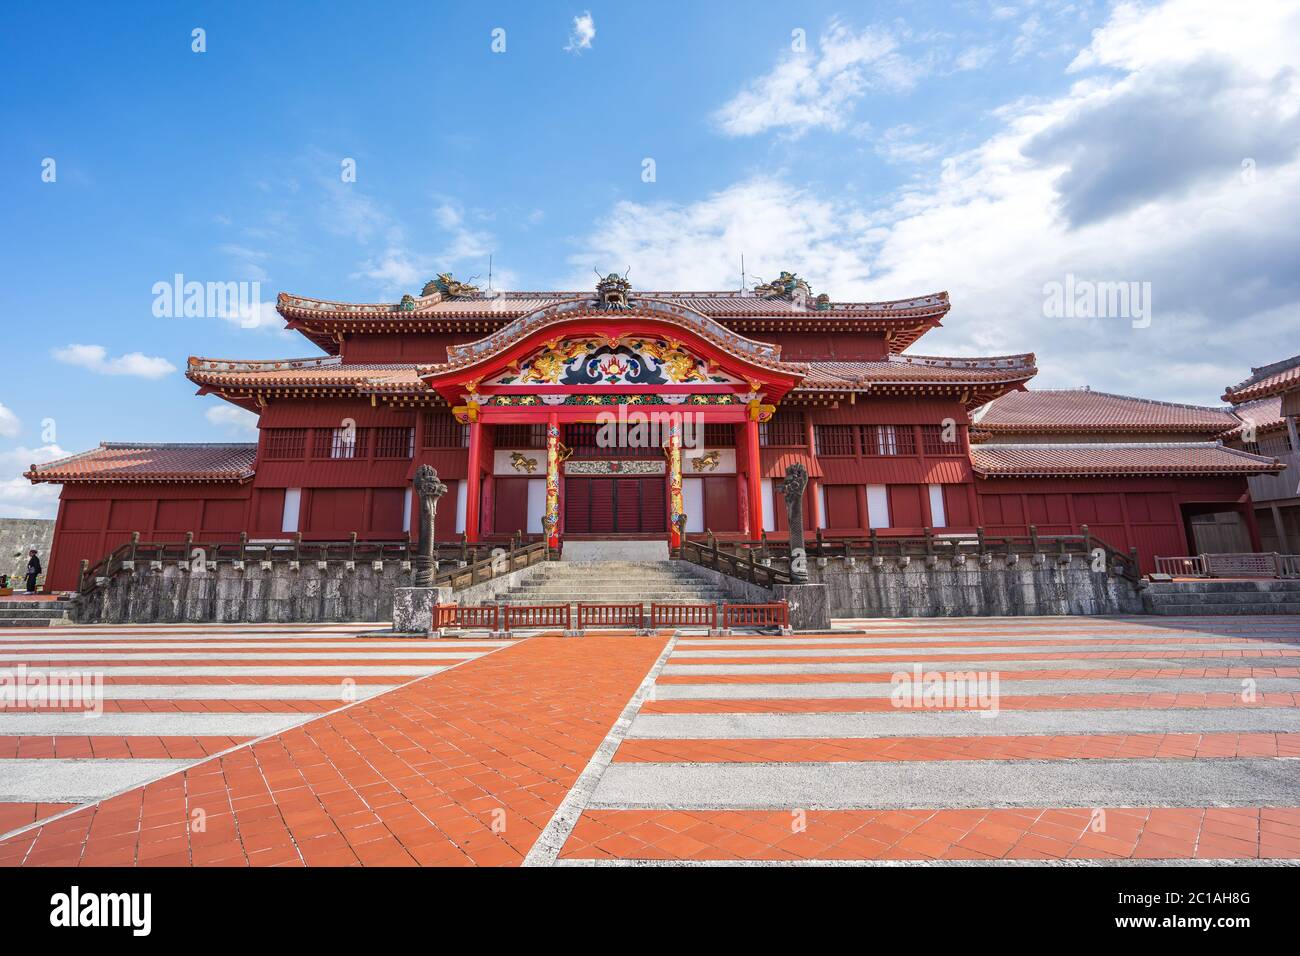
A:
465;418;482;542
745;416;763;539
1241;495;1264;551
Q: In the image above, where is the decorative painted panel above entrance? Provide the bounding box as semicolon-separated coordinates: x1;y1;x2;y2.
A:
486;336;743;388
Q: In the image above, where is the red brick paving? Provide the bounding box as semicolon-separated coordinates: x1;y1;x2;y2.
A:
558;807;1300;861
0;802;78;834
0;736;253;759
0;636;664;867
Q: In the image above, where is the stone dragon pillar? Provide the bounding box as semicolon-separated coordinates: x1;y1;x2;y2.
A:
782;462;809;583
412;464;448;587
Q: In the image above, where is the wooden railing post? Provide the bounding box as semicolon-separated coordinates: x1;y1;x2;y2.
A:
1029;525;1039;553
1081;524;1091;557
79;559;90;592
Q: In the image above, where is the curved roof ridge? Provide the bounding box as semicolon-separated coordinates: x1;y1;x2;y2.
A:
1021;386;1230;414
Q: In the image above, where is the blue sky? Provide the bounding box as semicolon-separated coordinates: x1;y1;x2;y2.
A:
3;0;1299;517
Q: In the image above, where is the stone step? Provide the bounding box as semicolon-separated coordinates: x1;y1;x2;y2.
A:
0;617;58;627
0;608;71;619
1145;581;1300;593
0;600;74;610
1145;592;1300;605
1146;602;1300;615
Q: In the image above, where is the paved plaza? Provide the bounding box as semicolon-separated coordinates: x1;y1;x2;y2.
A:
0;615;1298;865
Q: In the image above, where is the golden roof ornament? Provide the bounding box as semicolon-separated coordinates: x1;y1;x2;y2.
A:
422;273;480;298
594;268;632;310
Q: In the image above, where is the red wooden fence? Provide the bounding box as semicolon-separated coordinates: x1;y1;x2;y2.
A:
577;603;644;629
722;602;789;630
651;603;717;628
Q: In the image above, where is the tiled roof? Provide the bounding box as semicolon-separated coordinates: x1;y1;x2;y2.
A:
1223;354;1300;404
798;354;1036;389
187;356;426;391
278;289;951;320
971;442;1282;478
278;289;952;355
187;350;1035;398
1220;395;1286;439
27;443;257;484
971;388;1236;434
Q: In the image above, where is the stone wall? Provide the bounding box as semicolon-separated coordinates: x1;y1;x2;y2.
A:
806;553;1145;617
75;561;417;624
0;518;54;584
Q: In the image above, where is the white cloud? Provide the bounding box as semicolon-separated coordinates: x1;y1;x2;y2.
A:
954;44;995;71
564;12;595;53
0;444;67;519
714;19;922;138
0;404;19;439
52;345;177;379
573;0;1300;404
205;404;259;436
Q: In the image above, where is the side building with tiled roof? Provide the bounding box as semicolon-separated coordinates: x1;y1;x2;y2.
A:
1220;356;1300;553
27;271;1281;588
968;387;1283;559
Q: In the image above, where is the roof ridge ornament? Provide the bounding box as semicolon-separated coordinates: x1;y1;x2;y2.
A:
421;273;481;299
752;271;831;311
594;268;632;310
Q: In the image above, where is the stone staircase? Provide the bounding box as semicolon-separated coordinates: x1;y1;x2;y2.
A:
0;598;74;627
500;560;730;606
1143;579;1300;615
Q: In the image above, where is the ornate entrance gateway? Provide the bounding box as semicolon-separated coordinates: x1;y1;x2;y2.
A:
418;285;805;550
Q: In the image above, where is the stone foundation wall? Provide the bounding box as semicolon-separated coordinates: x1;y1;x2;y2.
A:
806;553;1145;617
75;561;417;624
1;518;54;584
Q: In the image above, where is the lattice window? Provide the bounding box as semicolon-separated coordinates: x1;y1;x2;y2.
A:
814;424;856;456
262;428;306;460
564;422;661;459
921;424;962;455
861;425;916;456
495;424;547;448
759;410;806;447
312;427;368;459
374;427;415;459
421;411;468;448
703;423;736;447
1259;432;1293;455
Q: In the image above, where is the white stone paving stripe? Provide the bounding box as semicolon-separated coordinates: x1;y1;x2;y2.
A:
660;657;1300;675
674;634;1297;647
0;759;195;803
0;713;313;736
649;676;1300;700
587;758;1300;810
668;642;1282;658
0;650;486;662
627;708;1300;739
0;665;453;677
0;683;401;701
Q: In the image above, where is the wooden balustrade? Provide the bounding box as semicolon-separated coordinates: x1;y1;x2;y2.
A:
577;603;644;629
650;603;717;628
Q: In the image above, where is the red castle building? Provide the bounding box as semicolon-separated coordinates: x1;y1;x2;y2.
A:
27;272;1282;591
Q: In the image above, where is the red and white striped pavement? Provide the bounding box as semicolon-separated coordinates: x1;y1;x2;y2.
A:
0;622;514;837
554;616;1300;863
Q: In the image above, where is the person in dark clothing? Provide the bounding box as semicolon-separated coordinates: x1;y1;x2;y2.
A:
25;550;41;593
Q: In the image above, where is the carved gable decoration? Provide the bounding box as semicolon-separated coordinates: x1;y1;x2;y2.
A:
487;336;742;387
